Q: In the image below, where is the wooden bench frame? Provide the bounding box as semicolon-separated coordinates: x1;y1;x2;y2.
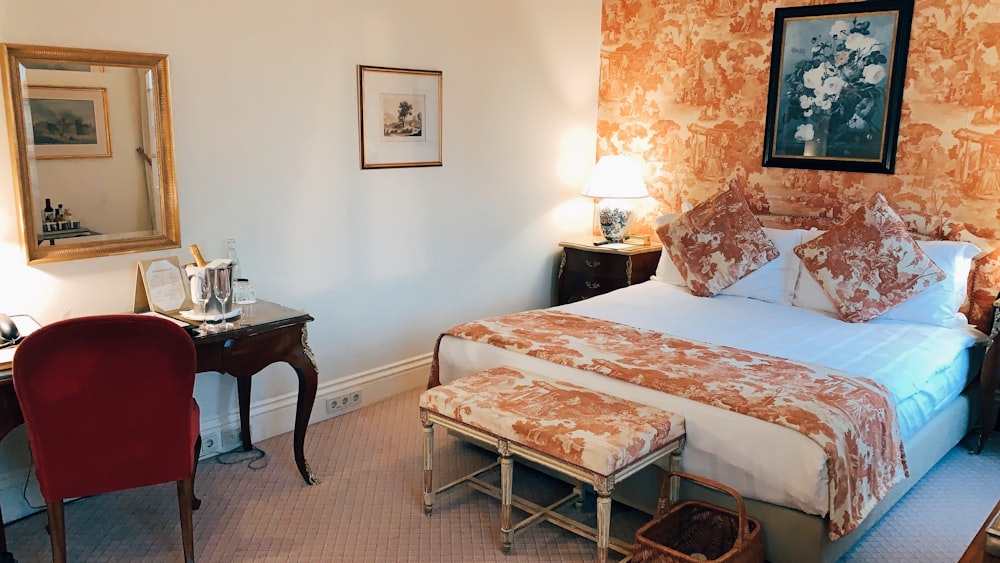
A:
420;408;684;563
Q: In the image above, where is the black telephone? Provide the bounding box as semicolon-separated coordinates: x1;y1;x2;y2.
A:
0;313;22;347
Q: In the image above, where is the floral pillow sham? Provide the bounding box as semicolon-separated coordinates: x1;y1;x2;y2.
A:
656;182;779;297
654;216;805;305
793;192;946;323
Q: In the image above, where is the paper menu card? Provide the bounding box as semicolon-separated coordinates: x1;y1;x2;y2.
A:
134;257;193;314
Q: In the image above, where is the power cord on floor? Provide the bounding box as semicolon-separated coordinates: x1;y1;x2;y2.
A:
20;447;43;511
214;445;268;471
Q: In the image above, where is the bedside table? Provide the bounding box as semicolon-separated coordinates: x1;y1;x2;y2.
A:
556;240;661;305
973;295;1000;454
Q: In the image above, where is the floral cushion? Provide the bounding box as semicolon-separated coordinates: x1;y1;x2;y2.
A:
419;366;685;476
656;181;779;297
793;193;946;323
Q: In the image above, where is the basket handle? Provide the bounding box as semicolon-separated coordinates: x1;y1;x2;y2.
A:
657;471;750;548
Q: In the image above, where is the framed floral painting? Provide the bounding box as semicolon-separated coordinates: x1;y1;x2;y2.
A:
762;0;913;174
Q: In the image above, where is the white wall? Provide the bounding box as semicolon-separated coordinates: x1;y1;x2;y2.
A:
0;0;601;521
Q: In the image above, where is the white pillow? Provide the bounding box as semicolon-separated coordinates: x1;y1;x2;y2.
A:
721;227;805;304
653;212;804;305
879;240;980;327
652;214;684;286
791;231;980;327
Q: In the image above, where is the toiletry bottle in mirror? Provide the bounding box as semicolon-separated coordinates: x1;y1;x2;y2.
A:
227;238;242;280
42;198;54;222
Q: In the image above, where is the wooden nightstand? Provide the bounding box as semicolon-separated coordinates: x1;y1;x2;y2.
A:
556;240;661;305
973;296;1000;454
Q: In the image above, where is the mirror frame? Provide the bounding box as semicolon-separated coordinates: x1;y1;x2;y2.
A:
1;44;181;264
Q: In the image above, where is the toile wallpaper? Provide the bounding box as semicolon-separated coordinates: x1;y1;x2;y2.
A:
597;0;1000;328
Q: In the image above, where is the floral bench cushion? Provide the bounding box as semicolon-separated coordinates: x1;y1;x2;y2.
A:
419;366;685;477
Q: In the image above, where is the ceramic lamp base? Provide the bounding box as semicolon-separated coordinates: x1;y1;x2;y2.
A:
597;198;634;243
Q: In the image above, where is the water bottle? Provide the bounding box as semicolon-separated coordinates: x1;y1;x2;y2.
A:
226;238;242;280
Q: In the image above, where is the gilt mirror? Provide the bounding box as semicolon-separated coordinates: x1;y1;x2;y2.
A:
1;44;180;264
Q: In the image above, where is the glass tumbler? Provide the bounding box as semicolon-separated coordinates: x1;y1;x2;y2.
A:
233;279;256;326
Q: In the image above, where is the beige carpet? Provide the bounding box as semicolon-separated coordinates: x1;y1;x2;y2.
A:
4;388;1000;562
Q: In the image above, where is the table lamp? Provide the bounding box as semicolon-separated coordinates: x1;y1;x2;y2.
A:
581;155;649;243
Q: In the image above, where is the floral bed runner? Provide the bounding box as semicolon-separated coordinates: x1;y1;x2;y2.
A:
430;309;908;540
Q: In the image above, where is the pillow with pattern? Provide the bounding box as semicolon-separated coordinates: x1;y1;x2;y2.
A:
656;182;779;297
793;192;946;323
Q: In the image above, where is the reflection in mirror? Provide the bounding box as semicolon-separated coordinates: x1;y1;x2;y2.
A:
1;44;180;264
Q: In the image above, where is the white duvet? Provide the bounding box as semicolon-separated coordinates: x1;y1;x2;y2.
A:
435;281;986;516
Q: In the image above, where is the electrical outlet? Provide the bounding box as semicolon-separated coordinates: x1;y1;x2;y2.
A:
325;389;364;416
200;430;222;459
219;424;243;452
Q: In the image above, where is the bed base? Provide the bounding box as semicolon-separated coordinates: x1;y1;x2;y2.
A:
611;391;972;563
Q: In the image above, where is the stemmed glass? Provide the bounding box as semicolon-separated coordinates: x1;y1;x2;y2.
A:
191;271;212;335
213;267;233;330
233;279;256;326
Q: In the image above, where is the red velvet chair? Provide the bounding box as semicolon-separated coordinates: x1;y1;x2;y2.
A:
12;314;201;562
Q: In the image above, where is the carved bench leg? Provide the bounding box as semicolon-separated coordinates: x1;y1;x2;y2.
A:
421;411;434;515
595;488;612;563
499;439;513;554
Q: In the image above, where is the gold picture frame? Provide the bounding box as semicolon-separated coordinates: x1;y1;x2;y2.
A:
26;85;111;159
357;65;442;169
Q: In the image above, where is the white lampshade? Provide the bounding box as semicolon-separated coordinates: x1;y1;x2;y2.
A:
582;155;649;243
581;155;649;199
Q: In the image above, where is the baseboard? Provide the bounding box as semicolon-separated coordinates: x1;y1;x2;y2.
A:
0;352;433;524
197;352;432;458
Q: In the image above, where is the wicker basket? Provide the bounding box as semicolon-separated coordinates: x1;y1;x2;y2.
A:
630;472;765;563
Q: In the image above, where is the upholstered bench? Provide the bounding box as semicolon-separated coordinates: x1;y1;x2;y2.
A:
419;366;685;563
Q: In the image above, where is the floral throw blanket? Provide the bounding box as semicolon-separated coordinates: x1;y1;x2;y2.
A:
429;309;908;540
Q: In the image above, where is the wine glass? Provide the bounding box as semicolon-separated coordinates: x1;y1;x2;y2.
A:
190;272;212;335
233;279;256;326
213;267;233;330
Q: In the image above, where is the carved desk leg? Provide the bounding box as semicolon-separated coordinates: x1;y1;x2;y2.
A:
237;377;253;452
286;326;321;485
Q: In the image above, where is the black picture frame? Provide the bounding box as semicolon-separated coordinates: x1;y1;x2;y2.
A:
761;0;913;174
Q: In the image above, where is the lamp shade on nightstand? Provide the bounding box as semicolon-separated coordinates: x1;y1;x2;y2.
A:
582;155;649;243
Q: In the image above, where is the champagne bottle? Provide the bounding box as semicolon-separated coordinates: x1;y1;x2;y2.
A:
189;244;207;267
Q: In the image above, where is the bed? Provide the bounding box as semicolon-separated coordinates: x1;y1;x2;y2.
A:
430;189;990;562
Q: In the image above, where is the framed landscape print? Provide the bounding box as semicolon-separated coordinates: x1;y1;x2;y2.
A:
357;65;442;169
761;0;914;174
27;85;111;159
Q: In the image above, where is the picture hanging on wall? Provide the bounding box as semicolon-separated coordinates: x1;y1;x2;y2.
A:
357;65;442;169
761;0;913;174
26;85;111;159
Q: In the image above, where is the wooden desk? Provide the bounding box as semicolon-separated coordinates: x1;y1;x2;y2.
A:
0;300;320;556
960;499;1000;562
